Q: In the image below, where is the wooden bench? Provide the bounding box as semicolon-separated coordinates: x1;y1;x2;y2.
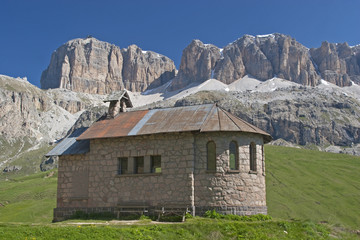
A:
116;202;149;219
153;204;190;222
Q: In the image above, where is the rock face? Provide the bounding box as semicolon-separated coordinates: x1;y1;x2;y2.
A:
0;74;105;173
171;34;319;90
310;42;360;86
121;45;176;91
169;40;221;90
3;165;22;173
174;88;360;147
41;37;176;94
171;34;360;91
41;34;360;93
46;88;106;114
217;34;318;86
40;156;58;172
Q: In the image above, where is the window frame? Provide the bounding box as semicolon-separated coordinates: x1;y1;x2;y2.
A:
118;157;128;175
249;142;257;173
207;140;216;172
150;155;162;173
229;140;239;171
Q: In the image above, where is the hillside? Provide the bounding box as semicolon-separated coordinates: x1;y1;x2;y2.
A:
266;145;360;228
0;75;106;175
2;72;360;178
172;77;360;147
0;146;359;231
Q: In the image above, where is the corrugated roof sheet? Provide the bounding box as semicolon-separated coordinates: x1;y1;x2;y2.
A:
77;104;271;142
45;127;90;157
78;110;149;140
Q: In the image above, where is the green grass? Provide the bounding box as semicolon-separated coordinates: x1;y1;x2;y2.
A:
0;218;339;240
0;171;57;223
7;144;54;176
265;145;360;229
0;145;359;238
0;138;53;181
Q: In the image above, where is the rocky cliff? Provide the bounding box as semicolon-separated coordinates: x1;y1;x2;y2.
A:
310;41;360;86
170;34;360;90
0;75;105;173
41;37;176;94
169;40;221;90
41;34;360;93
174;87;360;147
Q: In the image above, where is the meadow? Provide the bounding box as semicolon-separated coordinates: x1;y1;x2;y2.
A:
0;145;359;239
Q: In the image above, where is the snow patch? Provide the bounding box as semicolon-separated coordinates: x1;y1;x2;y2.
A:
321;79;329;86
256;33;275;38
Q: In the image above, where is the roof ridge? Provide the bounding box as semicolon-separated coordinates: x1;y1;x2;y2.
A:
200;103;217;132
217;105;222;131
219;107;243;131
219;106;266;134
148;103;214;112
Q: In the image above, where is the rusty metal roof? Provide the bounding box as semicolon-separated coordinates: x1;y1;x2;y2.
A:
78;110;149;140
77;104;271;142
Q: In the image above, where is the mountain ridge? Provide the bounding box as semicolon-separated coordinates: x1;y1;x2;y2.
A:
41;37;176;94
40;34;360;94
2;32;360;174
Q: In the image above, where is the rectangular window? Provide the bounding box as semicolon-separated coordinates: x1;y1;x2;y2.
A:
118;157;128;175
134;156;144;174
151;155;161;173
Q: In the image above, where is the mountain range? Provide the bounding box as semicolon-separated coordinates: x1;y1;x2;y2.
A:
1;33;360;174
41;33;360;93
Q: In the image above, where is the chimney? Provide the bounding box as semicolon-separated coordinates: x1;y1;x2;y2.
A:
104;90;133;119
120;99;127;112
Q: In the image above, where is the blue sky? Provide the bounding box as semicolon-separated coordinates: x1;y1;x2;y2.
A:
1;0;359;87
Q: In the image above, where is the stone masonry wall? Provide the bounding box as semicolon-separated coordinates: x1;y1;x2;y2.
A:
54;131;267;221
56;132;195;210
193;132;267;215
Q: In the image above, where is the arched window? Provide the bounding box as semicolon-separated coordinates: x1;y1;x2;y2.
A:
250;142;257;172
229;141;239;170
207;141;216;171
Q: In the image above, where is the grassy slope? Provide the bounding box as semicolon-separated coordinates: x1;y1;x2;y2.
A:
0;171;57;223
265;145;360;228
0;137;54;181
0;146;359;232
0;219;336;240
